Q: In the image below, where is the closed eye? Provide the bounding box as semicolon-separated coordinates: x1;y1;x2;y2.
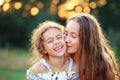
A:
46;39;53;43
71;32;79;38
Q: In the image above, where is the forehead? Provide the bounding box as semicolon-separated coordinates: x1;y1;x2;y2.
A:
43;28;62;39
66;20;80;33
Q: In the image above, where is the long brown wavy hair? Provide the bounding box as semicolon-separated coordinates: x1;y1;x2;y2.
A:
67;13;120;80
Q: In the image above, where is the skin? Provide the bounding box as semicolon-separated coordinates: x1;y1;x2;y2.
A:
65;20;80;62
31;28;68;73
43;28;66;57
65;13;120;80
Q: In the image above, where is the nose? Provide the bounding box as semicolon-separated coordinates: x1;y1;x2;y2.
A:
54;39;59;45
65;35;70;43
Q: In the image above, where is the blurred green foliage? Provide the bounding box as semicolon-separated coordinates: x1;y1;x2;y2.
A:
0;49;29;80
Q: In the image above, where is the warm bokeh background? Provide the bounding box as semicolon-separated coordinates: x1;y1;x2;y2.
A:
0;0;120;80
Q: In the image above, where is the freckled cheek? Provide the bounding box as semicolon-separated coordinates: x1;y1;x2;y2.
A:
45;44;53;48
61;40;66;46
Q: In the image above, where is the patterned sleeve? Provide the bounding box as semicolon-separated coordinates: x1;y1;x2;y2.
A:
69;72;79;80
26;69;45;80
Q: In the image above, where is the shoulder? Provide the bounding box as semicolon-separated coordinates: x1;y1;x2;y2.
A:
30;61;48;74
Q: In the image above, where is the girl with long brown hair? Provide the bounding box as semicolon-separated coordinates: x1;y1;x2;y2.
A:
65;13;120;80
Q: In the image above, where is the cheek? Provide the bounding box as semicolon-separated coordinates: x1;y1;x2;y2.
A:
61;39;66;47
73;39;80;49
44;44;53;50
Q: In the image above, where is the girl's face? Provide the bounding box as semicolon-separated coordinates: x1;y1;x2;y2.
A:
43;28;66;57
65;20;80;54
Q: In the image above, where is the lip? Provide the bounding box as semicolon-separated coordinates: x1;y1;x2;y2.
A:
54;45;63;53
66;44;72;48
66;45;72;49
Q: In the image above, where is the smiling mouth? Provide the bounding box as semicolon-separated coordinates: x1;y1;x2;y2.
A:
54;46;63;53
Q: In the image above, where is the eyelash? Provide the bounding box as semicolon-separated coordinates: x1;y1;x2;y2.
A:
65;32;77;38
47;40;53;43
57;36;63;39
47;36;63;43
72;34;77;38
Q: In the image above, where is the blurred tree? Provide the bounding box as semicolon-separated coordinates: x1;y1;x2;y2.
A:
97;0;120;51
98;0;120;30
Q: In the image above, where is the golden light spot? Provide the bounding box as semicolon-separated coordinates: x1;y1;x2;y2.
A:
30;7;39;16
25;4;31;11
71;0;82;6
58;3;66;10
89;2;97;9
75;6;82;13
4;0;11;3
83;6;91;13
0;0;4;6
58;10;66;19
52;0;59;4
14;2;22;10
79;0;84;3
82;1;89;7
67;11;77;19
66;2;75;10
36;2;44;9
49;4;57;14
97;0;107;7
3;3;10;12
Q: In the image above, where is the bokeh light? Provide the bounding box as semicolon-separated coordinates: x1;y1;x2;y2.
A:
0;0;107;18
36;2;44;9
24;4;31;11
75;6;82;13
89;2;97;9
3;2;10;12
58;0;107;19
82;2;89;7
4;0;11;3
14;2;22;10
66;11;77;19
67;2;75;10
0;0;4;6
83;6;91;13
97;0;107;7
30;7;39;16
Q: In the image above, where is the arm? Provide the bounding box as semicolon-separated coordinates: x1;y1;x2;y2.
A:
26;62;47;80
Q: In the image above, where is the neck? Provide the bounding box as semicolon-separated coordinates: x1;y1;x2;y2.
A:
47;56;68;72
48;56;66;67
71;53;78;64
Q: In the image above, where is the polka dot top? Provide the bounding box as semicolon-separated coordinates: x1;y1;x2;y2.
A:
26;58;79;80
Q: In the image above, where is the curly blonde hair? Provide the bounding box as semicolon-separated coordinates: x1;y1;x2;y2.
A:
30;20;65;63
